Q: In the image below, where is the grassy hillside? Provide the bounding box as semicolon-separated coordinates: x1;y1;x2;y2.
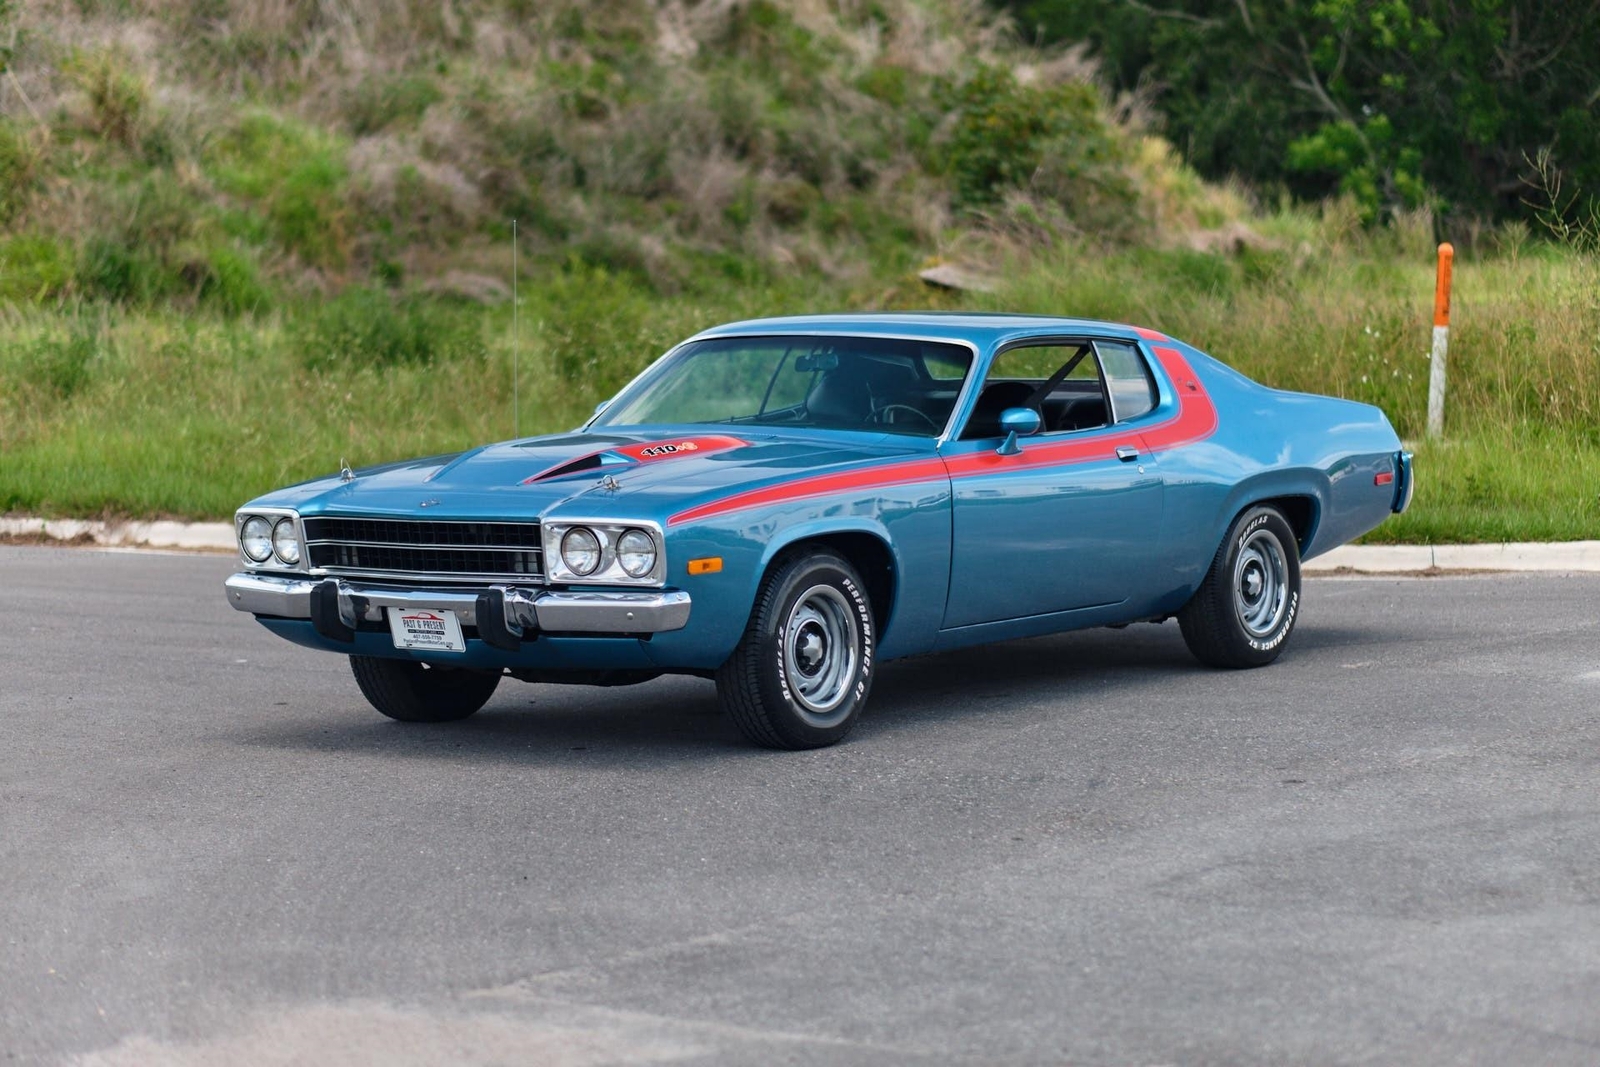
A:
0;0;1596;542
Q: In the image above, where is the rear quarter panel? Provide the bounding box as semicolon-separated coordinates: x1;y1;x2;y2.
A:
1148;341;1403;611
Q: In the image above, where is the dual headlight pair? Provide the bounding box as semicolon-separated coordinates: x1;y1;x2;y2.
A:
558;525;656;579
239;515;300;566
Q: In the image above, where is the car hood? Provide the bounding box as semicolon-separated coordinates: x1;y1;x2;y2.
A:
247;428;933;524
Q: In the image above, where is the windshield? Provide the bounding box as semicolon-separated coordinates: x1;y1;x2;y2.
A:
592;335;975;438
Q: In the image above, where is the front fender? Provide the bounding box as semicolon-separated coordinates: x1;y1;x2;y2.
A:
756;516;896;578
647;487;951;671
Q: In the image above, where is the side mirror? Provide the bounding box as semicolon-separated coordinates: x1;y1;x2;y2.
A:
593;399;612;416
996;407;1040;456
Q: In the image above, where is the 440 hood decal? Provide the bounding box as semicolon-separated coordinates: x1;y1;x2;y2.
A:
522;435;748;485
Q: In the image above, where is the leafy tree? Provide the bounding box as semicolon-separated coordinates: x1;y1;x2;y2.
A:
999;0;1600;223
936;64;1131;213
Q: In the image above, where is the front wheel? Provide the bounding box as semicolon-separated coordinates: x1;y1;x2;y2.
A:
1178;506;1302;668
716;549;876;749
349;656;502;722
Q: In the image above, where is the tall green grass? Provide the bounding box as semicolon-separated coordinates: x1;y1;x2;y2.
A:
983;234;1600;542
2;240;1596;541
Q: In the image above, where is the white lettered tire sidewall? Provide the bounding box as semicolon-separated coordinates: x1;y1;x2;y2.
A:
717;550;875;749
1178;505;1302;669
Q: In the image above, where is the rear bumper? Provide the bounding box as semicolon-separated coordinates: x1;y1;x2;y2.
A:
1392;450;1415;513
224;573;691;645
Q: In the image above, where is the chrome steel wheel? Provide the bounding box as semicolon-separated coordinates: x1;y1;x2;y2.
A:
782;584;860;725
1233;527;1290;639
717;548;875;749
1179;505;1301;669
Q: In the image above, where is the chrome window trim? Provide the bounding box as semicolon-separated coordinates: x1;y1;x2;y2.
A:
1092;338;1160;426
970;336;1112;440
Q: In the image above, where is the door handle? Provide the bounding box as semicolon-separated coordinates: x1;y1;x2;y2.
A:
1115;445;1139;462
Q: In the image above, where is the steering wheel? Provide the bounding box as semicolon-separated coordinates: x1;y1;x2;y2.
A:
873;404;939;432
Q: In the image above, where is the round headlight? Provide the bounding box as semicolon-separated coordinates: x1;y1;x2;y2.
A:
616;528;656;577
271;518;301;565
240;516;273;563
560;527;602;577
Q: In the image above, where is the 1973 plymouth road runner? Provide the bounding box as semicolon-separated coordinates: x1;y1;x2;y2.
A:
226;313;1413;748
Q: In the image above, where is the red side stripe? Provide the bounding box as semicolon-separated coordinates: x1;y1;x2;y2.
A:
1133;325;1168;341
667;345;1216;526
670;456;948;526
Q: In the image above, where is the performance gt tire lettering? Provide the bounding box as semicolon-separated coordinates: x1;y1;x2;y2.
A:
349;655;501;723
1177;505;1302;669
715;548;875;750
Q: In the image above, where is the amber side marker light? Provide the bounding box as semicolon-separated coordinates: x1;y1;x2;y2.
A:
687;557;723;575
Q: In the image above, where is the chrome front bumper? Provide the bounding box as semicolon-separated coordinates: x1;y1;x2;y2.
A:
225;573;691;644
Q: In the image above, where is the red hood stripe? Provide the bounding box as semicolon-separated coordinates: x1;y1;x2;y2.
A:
668;346;1215;526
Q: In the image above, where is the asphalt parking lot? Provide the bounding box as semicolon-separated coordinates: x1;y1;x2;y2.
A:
2;544;1598;1065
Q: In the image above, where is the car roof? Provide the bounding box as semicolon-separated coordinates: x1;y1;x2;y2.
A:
690;312;1157;349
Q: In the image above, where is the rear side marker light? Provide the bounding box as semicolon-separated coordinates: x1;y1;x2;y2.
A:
1375;472;1395;486
687;557;723;575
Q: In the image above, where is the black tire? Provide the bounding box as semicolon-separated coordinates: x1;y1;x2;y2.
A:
1178;505;1302;668
716;548;875;749
349;656;501;723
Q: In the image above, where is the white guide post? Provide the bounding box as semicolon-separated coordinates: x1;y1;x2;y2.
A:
1427;242;1453;438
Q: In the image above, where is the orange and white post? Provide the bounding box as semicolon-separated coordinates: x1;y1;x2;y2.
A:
1427;242;1454;438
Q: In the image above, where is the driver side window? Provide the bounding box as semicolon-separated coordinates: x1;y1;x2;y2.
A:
960;343;1109;439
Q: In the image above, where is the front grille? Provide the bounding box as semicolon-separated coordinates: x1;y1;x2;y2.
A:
302;517;544;581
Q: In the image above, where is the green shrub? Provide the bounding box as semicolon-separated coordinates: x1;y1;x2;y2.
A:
0;234;73;302
937;64;1132;216
298;289;487;372
206;113;350;268
345;74;444;136
69;48;148;147
76;235;160;303
197;245;271;315
18;323;103;400
0;119;42;224
73;174;205;303
272;154;349;269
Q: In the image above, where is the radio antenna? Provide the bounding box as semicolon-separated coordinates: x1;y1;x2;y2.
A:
512;218;520;439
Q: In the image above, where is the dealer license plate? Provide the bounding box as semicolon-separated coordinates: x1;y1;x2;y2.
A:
387;607;466;653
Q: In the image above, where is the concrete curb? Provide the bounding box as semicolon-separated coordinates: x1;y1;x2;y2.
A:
0;516;236;553
1305;541;1600;574
4;516;1599;573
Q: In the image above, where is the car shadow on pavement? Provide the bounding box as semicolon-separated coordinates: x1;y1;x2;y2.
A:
226;623;1221;763
227;677;747;767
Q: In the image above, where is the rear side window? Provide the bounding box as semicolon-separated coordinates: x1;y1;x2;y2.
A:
1096;341;1157;422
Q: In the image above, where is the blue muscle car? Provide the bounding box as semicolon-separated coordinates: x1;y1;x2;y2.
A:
225;313;1413;748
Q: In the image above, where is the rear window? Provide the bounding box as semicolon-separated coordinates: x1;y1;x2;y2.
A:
1096;341;1157;422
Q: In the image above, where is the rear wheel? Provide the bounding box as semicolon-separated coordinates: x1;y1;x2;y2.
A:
349;656;501;722
1179;506;1302;668
716;549;875;749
